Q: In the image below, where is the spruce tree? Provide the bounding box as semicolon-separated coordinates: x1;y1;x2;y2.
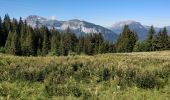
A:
116;25;138;52
25;27;35;56
162;27;169;49
5;31;12;54
2;14;11;46
76;36;84;54
0;17;3;46
42;27;50;55
5;31;20;55
20;21;27;55
50;28;60;55
145;26;156;51
84;34;94;55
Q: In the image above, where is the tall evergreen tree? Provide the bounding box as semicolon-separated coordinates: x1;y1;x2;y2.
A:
50;28;60;55
94;33;104;54
116;25;138;52
0;17;3;46
18;17;23;34
42;27;50;55
162;27;169;49
76;36;85;54
5;31;12;54
145;26;156;51
5;31;20;55
20;21;27;55
155;27;169;50
2;14;11;46
11;18;18;32
25;27;35;56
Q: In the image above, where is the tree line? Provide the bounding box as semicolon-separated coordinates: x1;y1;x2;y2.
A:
0;14;115;56
116;25;170;52
0;14;170;56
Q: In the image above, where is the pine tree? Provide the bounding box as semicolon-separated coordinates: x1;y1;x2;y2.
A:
83;34;95;55
108;43;116;53
99;42;109;54
5;31;12;54
58;33;68;56
20;21;27;55
25;27;35;56
11;18;18;32
133;41;148;52
2;14;11;46
76;36;85;54
162;27;169;49
0;17;3;46
5;31;20;55
155;27;169;50
116;25;138;52
5;18;21;55
94;33;104;54
42;27;50;55
50;28;60;55
18;17;23;34
37;38;42;56
145;26;156;51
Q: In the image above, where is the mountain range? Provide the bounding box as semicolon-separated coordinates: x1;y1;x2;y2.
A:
26;15;118;42
25;15;170;42
110;20;170;40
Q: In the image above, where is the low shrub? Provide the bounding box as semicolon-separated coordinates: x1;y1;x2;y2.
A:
135;71;157;89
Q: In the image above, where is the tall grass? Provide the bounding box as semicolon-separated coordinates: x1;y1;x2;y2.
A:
0;51;170;99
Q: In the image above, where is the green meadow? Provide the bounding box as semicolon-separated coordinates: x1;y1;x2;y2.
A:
0;51;170;100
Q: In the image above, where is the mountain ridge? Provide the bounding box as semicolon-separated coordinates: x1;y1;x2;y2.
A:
110;20;170;40
26;15;118;42
25;15;170;42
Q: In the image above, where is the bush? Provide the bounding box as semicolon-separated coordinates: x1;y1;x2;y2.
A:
135;71;157;89
0;47;5;53
69;86;82;97
157;65;170;79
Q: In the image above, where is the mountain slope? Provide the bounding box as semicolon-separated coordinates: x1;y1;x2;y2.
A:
110;20;170;40
110;20;148;40
26;15;118;42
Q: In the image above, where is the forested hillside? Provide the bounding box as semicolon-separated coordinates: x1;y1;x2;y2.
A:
0;14;170;56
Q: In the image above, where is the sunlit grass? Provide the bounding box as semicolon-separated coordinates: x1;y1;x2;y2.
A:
0;51;170;99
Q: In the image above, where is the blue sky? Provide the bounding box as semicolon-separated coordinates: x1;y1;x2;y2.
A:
0;0;170;27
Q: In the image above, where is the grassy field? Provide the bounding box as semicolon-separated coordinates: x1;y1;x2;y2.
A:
0;51;170;100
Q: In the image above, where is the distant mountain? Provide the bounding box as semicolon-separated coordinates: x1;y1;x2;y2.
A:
26;16;170;41
26;15;118;42
110;20;170;40
144;25;161;33
110;20;148;40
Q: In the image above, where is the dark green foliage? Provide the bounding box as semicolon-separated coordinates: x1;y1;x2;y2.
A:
42;27;50;55
99;68;111;81
50;28;60;55
154;28;169;50
135;71;157;89
133;41;148;52
0;17;3;47
1;14;170;56
2;14;11;46
133;26;170;52
5;31;21;55
116;25;138;52
145;26;156;51
0;47;5;53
